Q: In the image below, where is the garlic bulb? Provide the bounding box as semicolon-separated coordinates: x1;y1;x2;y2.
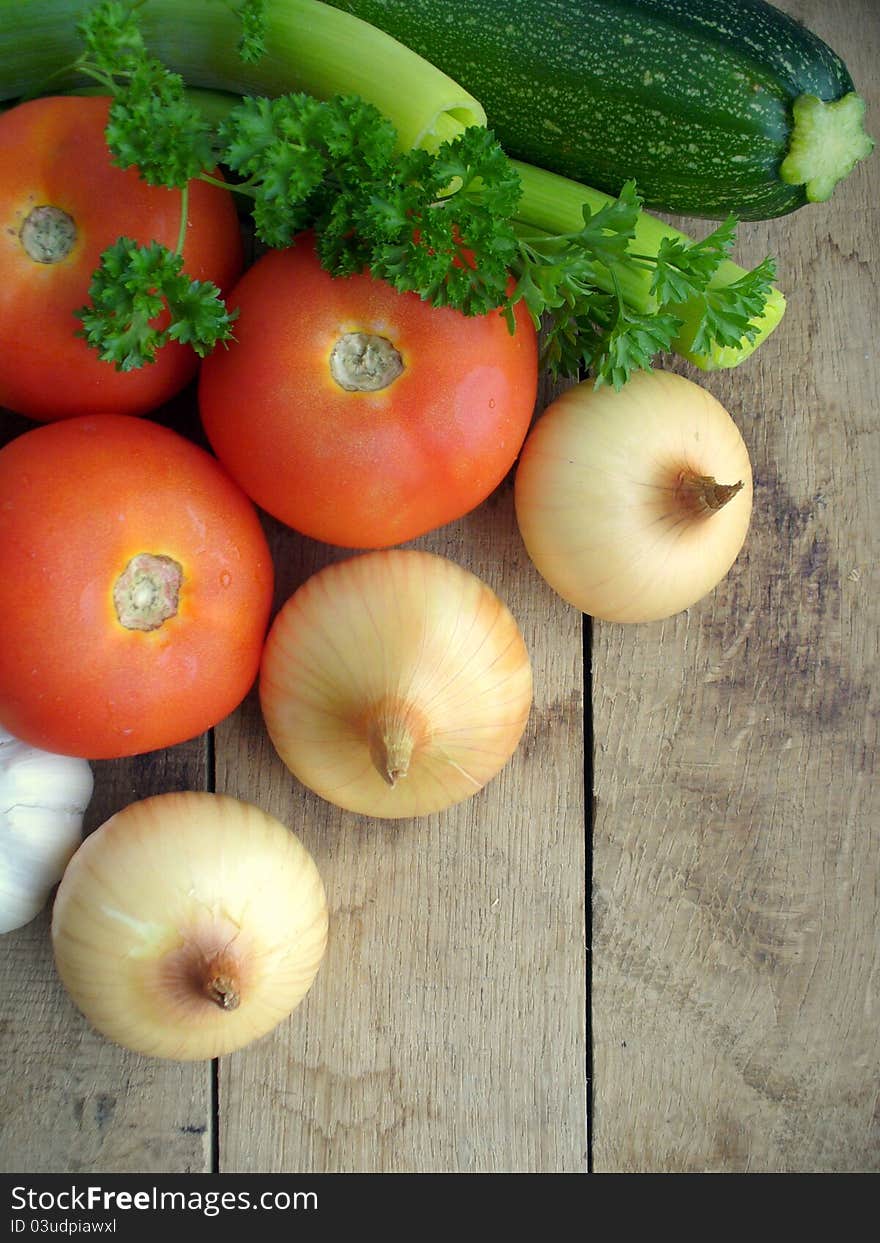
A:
0;726;93;934
51;792;328;1061
260;549;533;819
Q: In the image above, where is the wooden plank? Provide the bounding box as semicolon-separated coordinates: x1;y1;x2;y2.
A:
591;0;879;1173
214;373;588;1173
5;0;874;1177
0;748;214;1173
0;407;214;1174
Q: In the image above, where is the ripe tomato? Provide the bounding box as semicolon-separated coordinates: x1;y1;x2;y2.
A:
0;415;273;759
0;95;243;422
198;234;538;548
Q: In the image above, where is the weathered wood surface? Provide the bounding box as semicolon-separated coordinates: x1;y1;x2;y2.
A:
213;407;587;1173
0;0;876;1176
591;0;879;1175
0;383;586;1173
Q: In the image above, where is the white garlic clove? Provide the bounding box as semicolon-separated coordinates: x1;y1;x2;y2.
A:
0;727;93;934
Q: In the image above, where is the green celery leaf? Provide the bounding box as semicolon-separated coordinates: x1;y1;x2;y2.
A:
506;181;647;346
593;309;682;390
541;297;616;380
689;257;777;354
650;214;738;304
576;180;643;269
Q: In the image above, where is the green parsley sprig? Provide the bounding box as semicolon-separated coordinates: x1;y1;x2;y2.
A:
214;90;521;313
77;235;239;370
69;0;776;388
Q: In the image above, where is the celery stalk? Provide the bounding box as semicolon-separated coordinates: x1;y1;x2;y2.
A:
511;160;786;371
0;0;485;152
1;2;783;371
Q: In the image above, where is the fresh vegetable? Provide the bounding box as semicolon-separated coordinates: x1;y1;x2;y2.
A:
41;3;527;365
198;83;782;386
0;93;242;421
0;0;486;153
0;415;274;759
506;165;784;381
260;550;533;818
0;727;93;935
514;370;753;623
327;0;874;220
0;0;783;388
198;233;538;548
51;792;329;1060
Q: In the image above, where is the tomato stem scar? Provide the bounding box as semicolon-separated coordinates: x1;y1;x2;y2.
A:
20;205;77;263
113;553;183;631
329;332;404;392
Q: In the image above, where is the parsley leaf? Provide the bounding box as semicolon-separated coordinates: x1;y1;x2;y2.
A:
362;126;521;314
219;93;340;246
77;2;216;187
234;0;268;63
76;238;237;371
221;96;520;315
105;59;218;187
70;1;776;383
76;0;145;74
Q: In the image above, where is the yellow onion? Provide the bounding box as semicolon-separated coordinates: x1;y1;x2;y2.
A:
260;550;533;818
514;370;753;622
51;792;328;1061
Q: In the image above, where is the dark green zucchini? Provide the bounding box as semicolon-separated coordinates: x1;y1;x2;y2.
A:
327;0;873;219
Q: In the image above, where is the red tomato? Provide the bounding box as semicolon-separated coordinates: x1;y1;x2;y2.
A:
0;95;243;422
198;234;538;548
0;415;274;759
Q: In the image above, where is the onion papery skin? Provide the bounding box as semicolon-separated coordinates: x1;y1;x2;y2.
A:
514;371;754;623
51;793;328;1061
260;550;533;819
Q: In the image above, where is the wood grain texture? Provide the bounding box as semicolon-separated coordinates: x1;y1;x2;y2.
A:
0;741;213;1173
214;371;588;1173
591;0;879;1174
2;0;876;1178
